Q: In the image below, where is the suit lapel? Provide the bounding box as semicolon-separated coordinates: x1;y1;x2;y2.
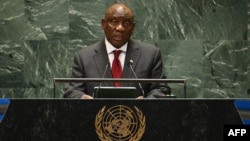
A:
93;39;113;86
122;40;141;86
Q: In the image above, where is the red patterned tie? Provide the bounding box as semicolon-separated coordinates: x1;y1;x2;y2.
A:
112;50;122;87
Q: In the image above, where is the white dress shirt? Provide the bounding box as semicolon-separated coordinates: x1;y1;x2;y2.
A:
105;37;127;70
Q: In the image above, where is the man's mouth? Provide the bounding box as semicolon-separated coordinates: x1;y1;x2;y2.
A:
113;35;122;41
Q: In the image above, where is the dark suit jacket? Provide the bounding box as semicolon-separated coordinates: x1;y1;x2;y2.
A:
64;39;171;98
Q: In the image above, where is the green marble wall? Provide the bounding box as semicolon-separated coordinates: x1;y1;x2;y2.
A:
0;0;249;98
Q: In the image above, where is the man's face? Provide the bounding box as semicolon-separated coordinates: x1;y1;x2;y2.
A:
102;5;135;48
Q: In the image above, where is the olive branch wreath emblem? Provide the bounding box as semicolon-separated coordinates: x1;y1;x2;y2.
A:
95;105;146;141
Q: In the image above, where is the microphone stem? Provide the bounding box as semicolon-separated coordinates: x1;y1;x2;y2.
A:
94;63;110;97
129;64;145;97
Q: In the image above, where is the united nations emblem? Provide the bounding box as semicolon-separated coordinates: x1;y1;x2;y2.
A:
95;105;146;141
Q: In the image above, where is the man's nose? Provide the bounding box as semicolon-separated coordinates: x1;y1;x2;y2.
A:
115;23;124;32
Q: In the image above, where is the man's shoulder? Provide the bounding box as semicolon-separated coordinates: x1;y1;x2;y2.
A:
76;40;104;54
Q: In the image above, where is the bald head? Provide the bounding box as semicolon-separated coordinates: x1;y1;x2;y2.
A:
102;3;135;48
104;3;134;21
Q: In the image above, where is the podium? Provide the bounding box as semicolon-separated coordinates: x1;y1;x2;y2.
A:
0;99;244;141
53;78;187;98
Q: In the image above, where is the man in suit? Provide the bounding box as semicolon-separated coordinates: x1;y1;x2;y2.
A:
64;3;171;99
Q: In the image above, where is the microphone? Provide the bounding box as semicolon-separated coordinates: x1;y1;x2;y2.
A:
128;59;145;97
93;63;110;97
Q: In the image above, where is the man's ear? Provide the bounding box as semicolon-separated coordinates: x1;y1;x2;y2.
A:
132;22;135;30
101;19;106;30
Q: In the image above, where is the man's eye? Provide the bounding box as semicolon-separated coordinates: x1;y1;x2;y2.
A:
110;20;118;25
123;21;131;27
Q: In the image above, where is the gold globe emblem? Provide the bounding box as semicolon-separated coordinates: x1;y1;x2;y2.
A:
95;105;146;141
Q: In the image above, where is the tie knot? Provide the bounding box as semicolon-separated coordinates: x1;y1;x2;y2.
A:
113;50;121;58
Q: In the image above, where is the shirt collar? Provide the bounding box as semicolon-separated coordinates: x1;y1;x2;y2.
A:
105;37;127;54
